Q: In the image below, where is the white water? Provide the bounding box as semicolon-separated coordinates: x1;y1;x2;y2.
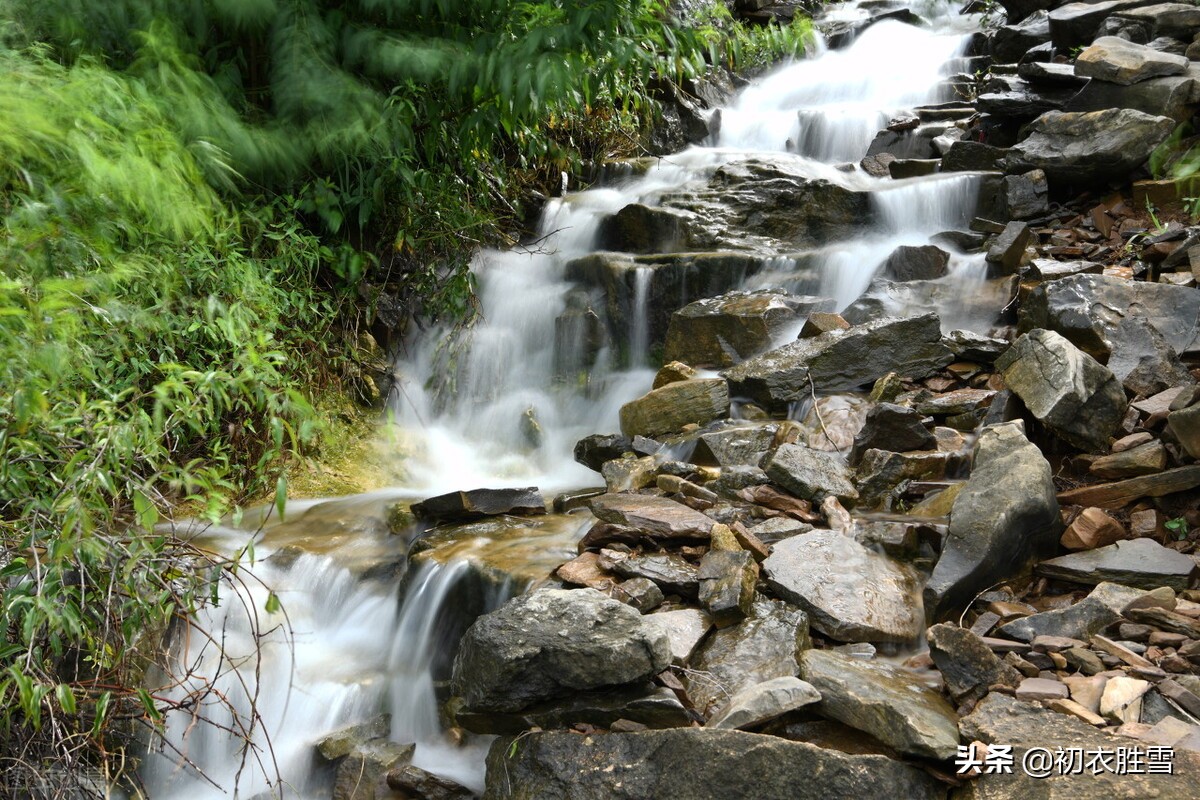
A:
151;4;991;798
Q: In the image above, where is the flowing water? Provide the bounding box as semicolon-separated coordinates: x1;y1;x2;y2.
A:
150;3;989;797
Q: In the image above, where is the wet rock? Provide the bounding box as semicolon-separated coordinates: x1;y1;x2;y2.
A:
663;291;833;368
855;449;951;510
994;595;1120;643
652;360;697;389
456;682;692;735
748;517;814;544
412;487;545;524
764;530;924;643
600;454;658;492
881;245;951;282
996;329;1127;453
928;624;1022;705
482;728;947;800
850;403;936;465
386;764;474;800
725;313;953;407
644;608;713;664
589;494;716;540
800;650;960;760
1076;36;1190;85
451;588;671;713
574;434;633;472
706;676;822;730
1035;538;1199;591
317;715;392;761
605;552;699;598
1107;317;1196;398
941;141;1008;172
1061;507;1126;550
1005;108;1175;188
616;577;665;611
1048;0;1155;51
596;203;688;253
1065;65;1200;125
959;692;1200;798
331;739;415;800
698;549;757;627
619;378;729;438
925;422;1062;620
799;311;850;337
683;599;810;716
1003;170;1049;220
992;11;1052;64
764;444;858;505
1020;273;1200;360
694;425;777;468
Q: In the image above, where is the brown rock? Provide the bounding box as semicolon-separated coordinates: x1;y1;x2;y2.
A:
1055;466;1200;508
800;312;850;338
1016;677;1069;702
1089;440;1168;479
556;552;618;590
1060;507;1127;550
653;360;698;389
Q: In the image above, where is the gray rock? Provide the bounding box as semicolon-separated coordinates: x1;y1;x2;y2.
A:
683;599;810;716
992;11;1052;64
1065;65;1200;125
1035;538;1199;591
1048;0;1155;51
925;422;1062;620
725;313;953;407
764;444;858;505
482;728;947;800
694;425;777;468
882;245;951;282
619;378;730;438
942;141;1008;172
706;676;822;730
1020;273;1200;359
1006;108;1175;188
596;203;688;253
386;764;474;800
412;487;545;523
1169;403;1200;459
987;222;1033;276
316;715;392;761
663;290;833;369
1076;36;1189;85
574;434;633;472
994;597;1120;643
928;624;1022;705
855;449;951;510
800;649;960;760
1107;317;1196;398
451;588;671;713
456;682;691;735
764;531;924;643
749;516;814;544
850;403;936;465
331;739;415;800
698;549;757;627
1003;170;1049;220
957;692;1200;799
996;329;1127;453
711;465;771;498
1112;3;1200;40
607;552;700;598
616;577;664;612
644;608;713;664
590;493;716;539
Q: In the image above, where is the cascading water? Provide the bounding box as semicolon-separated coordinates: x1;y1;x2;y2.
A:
151;3;993;797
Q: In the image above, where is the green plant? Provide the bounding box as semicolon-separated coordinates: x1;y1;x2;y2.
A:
1165;517;1189;540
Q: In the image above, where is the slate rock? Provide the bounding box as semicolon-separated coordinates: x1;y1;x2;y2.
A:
574;434;634;472
1075;36;1189;86
698;549;758;627
850;403;937;465
643;608;713;665
994;597;1120;643
764;444;858;505
706;676;822;730
1035;538;1198;591
927;624;1022;705
412;487;545;523
619;378;730;438
589;493;716;539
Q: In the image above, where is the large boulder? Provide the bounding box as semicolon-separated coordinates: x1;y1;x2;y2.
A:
724;313;954;408
800;650;960;760
619;378;730;438
1106;317;1196;397
1111;3;1200;40
1005;108;1175;188
663;290;833;368
925;422;1062;621
451;588;671;713
764;531;925;643
1048;0;1158;51
1065;66;1200;124
596;203;689;254
1019;273;1200;359
482;728;947;799
881;245;951;282
1075;36;1189;85
996;329;1128;453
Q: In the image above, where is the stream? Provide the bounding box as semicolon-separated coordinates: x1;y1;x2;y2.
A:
144;2;992;797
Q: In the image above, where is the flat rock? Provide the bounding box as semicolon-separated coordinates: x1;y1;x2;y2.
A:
1036;538;1198;591
995;596;1120;643
619;378;729;438
664;291;832;369
706;676;822;730
1017;677;1069;702
764;444;858;505
764;530;924;644
1089;441;1167;480
589;493;715;539
455;682;691;735
800;649;960;760
694;425;777;468
1107;317;1195;398
412;487;545;523
925;423;1062;620
482;728;947;799
606;551;700;598
1076;36;1189;86
1056;465;1200;508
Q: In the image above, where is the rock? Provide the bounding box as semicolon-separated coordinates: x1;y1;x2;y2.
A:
1168;403;1200;459
1076;36;1189;86
959;692;1200;798
596;203;688;253
1107;317;1196;397
925;423;1061;620
994;596;1120;643
663;291;832;369
450;588;671;713
1017;677;1070;702
889;159;940;179
574;434;633;472
605;552;698;598
1048;0;1156;51
1112;3;1200;40
698;549;758;627
725;313;953;407
882;245;951;282
619;378;730;438
1027;259;1103;282
1089;441;1167;479
589;494;715;540
615;577;665;611
412;487;545;523
329;741;415;800
652;360;697;389
749;517;814;544
1003;170;1049;220
996;329;1127;453
694;425;777;468
455;682;692;735
1035;538;1199;591
644;608;713;664
850;403;936;465
317;716;392;762
706;676;822;730
1060;507;1127;550
764;531;924;643
942;141;1009;172
683;599;810;716
600;454;659;492
1100;675;1151;724
799;311;850;337
800;650;960;760
927;623;1023;705
992;11;1052;64
1018;61;1088;87
482;728;947;799
386;765;474;800
764;444;858;505
854;449;950;510
1005;108;1175;188
556;552;617;590
1055;465;1200;508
